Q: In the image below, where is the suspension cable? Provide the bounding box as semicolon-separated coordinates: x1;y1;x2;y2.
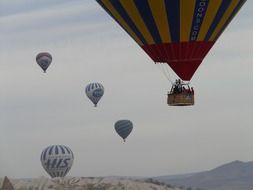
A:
156;63;173;84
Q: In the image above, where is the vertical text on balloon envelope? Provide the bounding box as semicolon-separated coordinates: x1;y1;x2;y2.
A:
190;0;208;41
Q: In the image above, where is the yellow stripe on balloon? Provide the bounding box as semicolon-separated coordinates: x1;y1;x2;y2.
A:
101;0;143;46
180;0;196;42
210;0;241;41
148;0;171;43
197;0;222;41
119;0;154;44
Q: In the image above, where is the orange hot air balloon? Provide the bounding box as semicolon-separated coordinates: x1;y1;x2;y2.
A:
95;0;246;106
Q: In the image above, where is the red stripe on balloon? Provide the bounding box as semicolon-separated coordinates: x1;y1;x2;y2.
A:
142;41;214;81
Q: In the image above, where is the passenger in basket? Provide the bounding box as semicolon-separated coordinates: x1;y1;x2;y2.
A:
191;87;194;94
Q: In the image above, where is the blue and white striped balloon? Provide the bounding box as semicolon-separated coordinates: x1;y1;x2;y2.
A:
85;83;104;107
40;145;74;178
114;120;133;142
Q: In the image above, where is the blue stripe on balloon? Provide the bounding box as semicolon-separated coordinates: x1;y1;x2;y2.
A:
48;145;54;155
134;0;161;44
64;167;70;177
40;151;43;162
43;147;49;160
59;145;65;154
55;146;59;154
65;147;71;154
189;0;210;41
165;0;180;42
214;0;246;41
109;0;147;45
70;149;74;159
204;0;231;41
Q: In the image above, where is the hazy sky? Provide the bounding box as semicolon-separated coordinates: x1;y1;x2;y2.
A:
0;0;253;178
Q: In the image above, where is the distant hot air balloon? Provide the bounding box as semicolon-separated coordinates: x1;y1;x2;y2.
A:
36;52;52;73
85;83;104;107
95;0;247;106
114;120;133;142
40;145;74;178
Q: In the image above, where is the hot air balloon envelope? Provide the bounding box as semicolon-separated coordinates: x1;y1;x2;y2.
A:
96;0;246;81
114;120;133;142
40;145;74;178
36;52;52;73
85;83;104;107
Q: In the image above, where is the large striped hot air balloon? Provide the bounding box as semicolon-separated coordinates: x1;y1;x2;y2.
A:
95;0;247;105
96;0;246;81
40;145;74;178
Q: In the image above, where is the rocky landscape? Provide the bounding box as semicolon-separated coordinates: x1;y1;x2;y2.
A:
0;176;179;190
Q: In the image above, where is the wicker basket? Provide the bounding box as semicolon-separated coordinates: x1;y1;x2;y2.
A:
167;93;194;106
